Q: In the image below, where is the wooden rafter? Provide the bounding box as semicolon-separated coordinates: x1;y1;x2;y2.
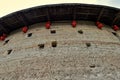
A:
97;7;104;21
112;11;120;25
19;12;29;26
0;24;9;33
73;6;76;20
46;7;50;21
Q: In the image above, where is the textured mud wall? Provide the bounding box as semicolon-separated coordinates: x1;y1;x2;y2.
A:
0;21;120;80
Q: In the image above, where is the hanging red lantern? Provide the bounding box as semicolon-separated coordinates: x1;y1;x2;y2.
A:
113;25;119;31
72;20;77;27
45;21;51;29
47;21;51;25
0;36;5;41
96;21;100;26
97;23;103;29
22;26;28;33
2;33;7;38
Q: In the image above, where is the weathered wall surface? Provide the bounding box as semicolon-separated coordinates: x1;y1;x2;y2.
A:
0;21;120;80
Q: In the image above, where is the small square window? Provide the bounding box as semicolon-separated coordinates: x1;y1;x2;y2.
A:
86;43;91;47
27;33;32;37
52;41;57;47
112;32;117;36
89;64;96;68
7;49;12;55
3;39;9;45
38;44;44;49
51;30;56;34
78;30;83;34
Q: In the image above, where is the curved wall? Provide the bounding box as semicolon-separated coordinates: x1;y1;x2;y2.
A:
0;4;120;80
0;21;120;79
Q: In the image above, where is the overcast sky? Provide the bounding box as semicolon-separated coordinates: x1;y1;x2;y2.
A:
0;0;120;17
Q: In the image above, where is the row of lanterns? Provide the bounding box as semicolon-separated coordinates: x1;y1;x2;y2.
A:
0;21;119;41
22;20;77;33
96;21;119;31
22;21;120;33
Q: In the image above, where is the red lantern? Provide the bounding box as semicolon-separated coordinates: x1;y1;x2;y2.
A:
97;23;103;29
113;25;119;31
47;21;51;25
0;36;5;41
72;20;77;27
22;26;28;33
2;33;7;38
96;21;100;26
45;21;51;29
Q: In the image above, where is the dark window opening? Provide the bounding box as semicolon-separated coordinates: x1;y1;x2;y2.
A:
38;44;44;49
27;33;32;37
7;49;12;55
51;30;56;34
3;39;9;45
112;32;117;36
112;32;120;41
52;41;57;47
89;64;96;68
86;43;91;47
78;30;83;34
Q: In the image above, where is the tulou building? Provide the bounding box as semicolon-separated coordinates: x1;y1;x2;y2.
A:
0;3;120;80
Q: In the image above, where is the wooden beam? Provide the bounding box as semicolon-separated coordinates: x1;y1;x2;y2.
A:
97;7;104;21
73;6;76;20
112;11;120;25
76;12;96;15
18;12;29;26
0;24;9;34
46;7;50;21
85;12;90;20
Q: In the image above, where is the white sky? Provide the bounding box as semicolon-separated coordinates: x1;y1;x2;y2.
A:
0;0;120;17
